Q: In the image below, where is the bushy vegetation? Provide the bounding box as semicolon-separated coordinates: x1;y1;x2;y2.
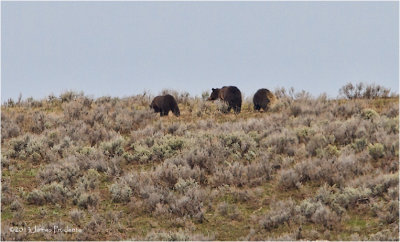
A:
1;86;398;240
339;82;395;100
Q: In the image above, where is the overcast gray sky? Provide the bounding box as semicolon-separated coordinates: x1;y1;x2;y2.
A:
2;1;399;102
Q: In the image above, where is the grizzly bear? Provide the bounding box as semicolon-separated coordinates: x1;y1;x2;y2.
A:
150;94;180;117
253;88;275;111
208;86;242;113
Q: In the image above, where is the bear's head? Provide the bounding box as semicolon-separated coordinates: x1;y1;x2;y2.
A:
208;88;220;101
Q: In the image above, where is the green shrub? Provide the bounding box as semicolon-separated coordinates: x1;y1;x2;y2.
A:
322;144;340;157
124;145;152;163
100;137;125;157
368;143;385;159
78;146;96;155
296;127;315;143
152;136;185;160
361;108;379;120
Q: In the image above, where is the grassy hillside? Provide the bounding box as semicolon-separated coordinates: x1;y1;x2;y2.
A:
1;90;399;240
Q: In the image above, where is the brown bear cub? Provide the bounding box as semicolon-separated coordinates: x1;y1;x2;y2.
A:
208;86;242;113
253;88;275;111
150;94;180;117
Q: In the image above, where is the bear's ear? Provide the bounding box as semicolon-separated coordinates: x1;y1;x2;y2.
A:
212;88;216;91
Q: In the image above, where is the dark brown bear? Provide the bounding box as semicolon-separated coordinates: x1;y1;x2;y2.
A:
150;94;180;117
253;88;275;111
208;86;242;113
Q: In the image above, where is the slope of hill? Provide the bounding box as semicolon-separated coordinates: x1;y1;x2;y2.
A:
1;90;398;240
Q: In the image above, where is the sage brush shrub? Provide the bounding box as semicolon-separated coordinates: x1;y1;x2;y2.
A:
60;90;83;102
62;100;88;120
290;104;302;117
379;200;399;224
279;153;369;189
153;159;205;188
110;182;133;203
261;129;297;156
184;146;221;174
73;191;99;209
384;104;399;118
334;187;372;209
30;111;47;134
10;200;23;211
358;173;398;197
26;189;46;205
211;160;273;187
70;209;85;225
41;182;69;205
306;134;333;156
259;200;296;231
279;169;301;189
332;101;362;119
169;186;207;218
369;229;399;241
27;182;69;206
310;205;339;229
7;134;31;159
174;178;198;194
1;113;21;140
76;169;100;190
100;136;125;157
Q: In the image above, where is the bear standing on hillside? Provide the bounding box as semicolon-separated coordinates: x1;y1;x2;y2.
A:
208;86;242;113
150;94;180;117
253;88;275;111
